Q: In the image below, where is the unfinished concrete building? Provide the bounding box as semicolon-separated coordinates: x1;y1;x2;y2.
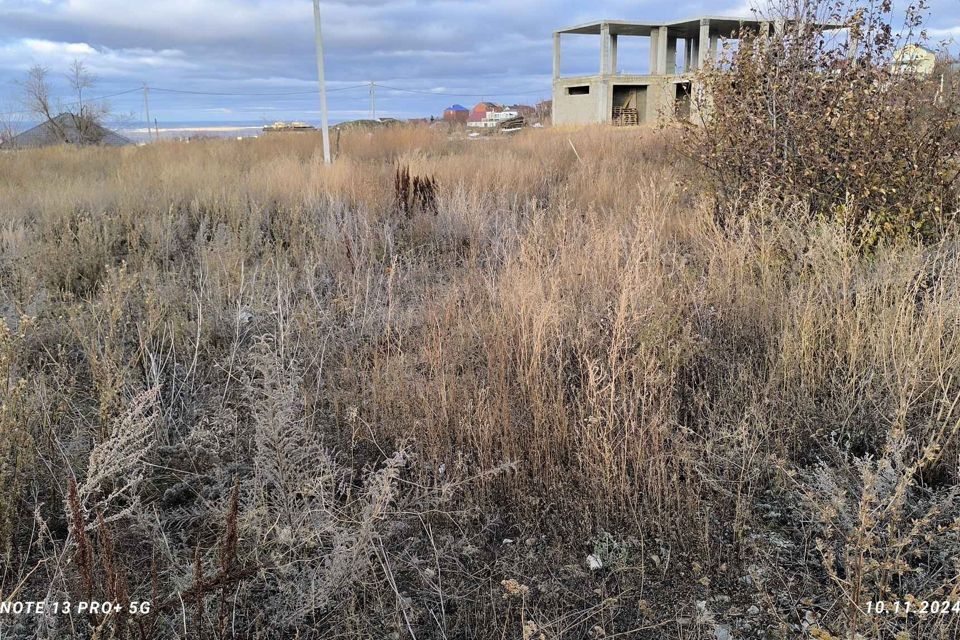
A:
552;16;768;126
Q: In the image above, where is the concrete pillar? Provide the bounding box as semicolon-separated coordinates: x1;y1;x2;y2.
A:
655;26;668;75
710;34;720;59
666;35;677;75
599;23;611;123
600;23;611;75
611;34;618;74
848;32;859;59
648;29;660;75
689;37;700;71
773;19;786;36
698;19;711;68
553;32;561;80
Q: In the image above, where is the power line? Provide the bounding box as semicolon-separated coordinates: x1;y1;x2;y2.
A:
89;82;547;99
1;80;549;124
150;84;368;96
21;82;546;102
372;83;547;97
54;86;142;108
86;87;143;101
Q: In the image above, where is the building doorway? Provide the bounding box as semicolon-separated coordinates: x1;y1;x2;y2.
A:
612;85;647;126
674;82;692;120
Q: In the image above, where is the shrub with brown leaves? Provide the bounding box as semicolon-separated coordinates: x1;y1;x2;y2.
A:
689;0;960;249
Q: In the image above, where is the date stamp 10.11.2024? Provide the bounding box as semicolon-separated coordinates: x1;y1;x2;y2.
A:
867;599;960;616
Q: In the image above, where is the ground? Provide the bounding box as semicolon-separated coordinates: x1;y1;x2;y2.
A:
1;126;959;639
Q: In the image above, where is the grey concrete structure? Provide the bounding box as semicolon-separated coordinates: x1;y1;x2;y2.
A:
552;16;768;126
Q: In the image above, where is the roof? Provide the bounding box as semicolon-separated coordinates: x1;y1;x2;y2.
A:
896;44;936;55
445;104;468;112
0;113;132;149
556;15;842;38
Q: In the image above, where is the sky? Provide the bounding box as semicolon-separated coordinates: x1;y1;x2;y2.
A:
0;0;959;126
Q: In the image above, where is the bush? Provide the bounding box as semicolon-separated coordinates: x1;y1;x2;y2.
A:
5;123;960;637
689;0;960;249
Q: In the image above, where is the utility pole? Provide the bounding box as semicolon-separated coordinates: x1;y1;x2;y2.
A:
312;0;332;164
142;84;152;141
369;81;376;120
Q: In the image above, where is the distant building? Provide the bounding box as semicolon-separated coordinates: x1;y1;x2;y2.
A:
443;104;469;123
467;102;501;128
467;102;521;128
510;104;537;119
262;121;317;133
0;113;132;149
552;16;843;126
892;44;937;76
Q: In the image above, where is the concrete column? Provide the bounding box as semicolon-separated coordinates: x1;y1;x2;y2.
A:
848;32;859;60
611;34;618;74
698;19;711;68
599;23;611;123
689;37;700;71
648;29;660;74
655;26;668;75
666;35;677;75
600;23;611;76
773;19;786;36
553;32;561;80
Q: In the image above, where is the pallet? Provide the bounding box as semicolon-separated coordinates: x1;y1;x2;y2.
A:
498;116;526;131
612;107;639;127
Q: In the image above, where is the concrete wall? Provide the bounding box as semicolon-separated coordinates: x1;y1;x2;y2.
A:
644;78;680;123
553;77;605;126
553;74;692;126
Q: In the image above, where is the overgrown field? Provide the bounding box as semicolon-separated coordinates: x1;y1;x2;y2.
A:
2;126;960;638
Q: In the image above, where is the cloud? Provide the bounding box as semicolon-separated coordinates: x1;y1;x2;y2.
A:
0;0;957;122
929;26;960;38
0;38;195;77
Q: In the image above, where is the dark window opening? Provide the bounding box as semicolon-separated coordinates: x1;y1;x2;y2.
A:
567;85;590;96
674;82;691;120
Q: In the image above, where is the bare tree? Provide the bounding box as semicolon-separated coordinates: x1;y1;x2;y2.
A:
0;99;23;146
535;99;552;125
20;60;111;145
21;64;67;142
67;59;107;144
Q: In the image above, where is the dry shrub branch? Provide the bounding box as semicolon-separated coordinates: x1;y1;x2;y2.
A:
690;0;960;249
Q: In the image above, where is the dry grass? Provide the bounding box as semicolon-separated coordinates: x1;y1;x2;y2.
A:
1;125;960;638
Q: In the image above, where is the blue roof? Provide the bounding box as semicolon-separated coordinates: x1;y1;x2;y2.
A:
446;104;468;111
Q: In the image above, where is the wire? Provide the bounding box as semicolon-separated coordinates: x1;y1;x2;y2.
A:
3;80;548;124
373;82;548;97
16;82;545;103
88;87;143;101
150;84;368;97
52;87;143;109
